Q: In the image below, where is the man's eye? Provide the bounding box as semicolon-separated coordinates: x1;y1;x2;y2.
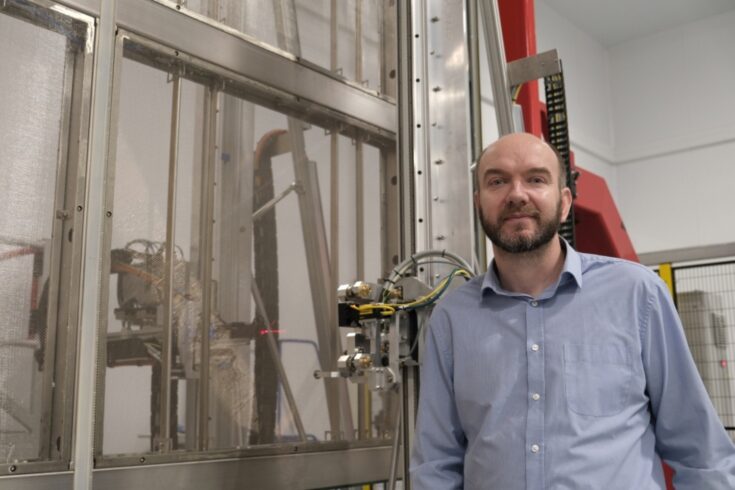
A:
488;178;504;187
529;176;546;184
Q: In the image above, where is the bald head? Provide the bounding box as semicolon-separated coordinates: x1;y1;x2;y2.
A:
476;133;567;190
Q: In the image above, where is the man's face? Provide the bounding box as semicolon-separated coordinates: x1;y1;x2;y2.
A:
474;134;572;254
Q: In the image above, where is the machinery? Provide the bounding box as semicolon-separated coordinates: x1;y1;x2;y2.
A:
0;0;646;489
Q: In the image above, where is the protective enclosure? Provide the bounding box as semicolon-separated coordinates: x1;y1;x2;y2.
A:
0;1;92;471
674;261;735;440
0;0;403;486
96;31;396;458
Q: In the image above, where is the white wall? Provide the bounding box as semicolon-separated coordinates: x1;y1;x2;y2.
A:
535;4;735;256
612;10;735;254
535;2;618;194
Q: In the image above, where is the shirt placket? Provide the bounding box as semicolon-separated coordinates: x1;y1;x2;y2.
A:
525;299;545;489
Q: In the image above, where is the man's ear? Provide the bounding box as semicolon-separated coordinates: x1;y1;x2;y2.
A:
560;187;573;222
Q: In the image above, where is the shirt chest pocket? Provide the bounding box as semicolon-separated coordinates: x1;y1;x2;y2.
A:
563;343;633;417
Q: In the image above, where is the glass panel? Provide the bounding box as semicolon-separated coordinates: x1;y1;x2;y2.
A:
104;57;174;455
675;262;735;441
176;0;386;93
0;11;69;463
101;36;396;457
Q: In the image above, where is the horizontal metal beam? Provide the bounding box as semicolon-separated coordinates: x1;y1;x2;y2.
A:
56;0;100;17
639;242;735;266
0;446;395;490
55;0;396;140
113;0;396;137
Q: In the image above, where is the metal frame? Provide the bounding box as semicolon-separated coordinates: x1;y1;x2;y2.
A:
273;0;354;441
122;0;395;139
92;25;124;460
2;0;407;487
0;0;96;478
72;0;117;488
478;0;514;135
0;444;395;490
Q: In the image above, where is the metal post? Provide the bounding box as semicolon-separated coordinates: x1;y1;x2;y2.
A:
329;0;340;317
73;0;116;488
198;86;218;451
355;0;366;280
354;0;372;442
478;0;514;135
158;73;182;452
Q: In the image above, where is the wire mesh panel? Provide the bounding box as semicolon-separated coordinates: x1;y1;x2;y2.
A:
0;5;81;467
172;0;387;93
98;32;396;460
674;261;735;436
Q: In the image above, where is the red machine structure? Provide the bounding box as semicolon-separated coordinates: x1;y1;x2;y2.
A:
498;0;638;264
497;0;669;486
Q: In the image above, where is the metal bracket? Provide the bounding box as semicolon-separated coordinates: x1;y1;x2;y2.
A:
507;49;561;87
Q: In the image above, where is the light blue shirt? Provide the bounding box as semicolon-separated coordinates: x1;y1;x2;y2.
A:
410;243;735;489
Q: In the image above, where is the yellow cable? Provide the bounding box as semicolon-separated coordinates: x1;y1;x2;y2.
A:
348;269;472;317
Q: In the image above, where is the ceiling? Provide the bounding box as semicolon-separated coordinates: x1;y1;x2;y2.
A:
538;0;735;47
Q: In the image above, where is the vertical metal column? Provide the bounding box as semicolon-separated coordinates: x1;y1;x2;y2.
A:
272;0;354;440
354;0;372;442
329;0;340;328
92;28;124;460
355;0;366;281
478;0;514;135
158;73;182;452
73;0;116;488
197;86;218;451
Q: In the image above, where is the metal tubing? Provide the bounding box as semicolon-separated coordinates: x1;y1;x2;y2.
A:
250;280;307;442
159;73;182;452
197;86;218;451
252;182;298;221
478;0;514;135
73;0;116;488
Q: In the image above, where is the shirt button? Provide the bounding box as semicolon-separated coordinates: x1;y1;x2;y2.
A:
531;343;540;352
531;444;540;453
531;393;541;401
530;300;538;307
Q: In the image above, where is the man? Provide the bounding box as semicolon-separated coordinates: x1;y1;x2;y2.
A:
410;132;735;489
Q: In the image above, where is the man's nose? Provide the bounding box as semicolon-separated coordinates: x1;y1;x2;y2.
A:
507;180;528;204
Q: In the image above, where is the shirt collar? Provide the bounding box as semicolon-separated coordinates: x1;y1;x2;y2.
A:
481;237;583;297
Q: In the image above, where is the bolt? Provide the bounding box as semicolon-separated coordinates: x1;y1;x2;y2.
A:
436;235;446;241
431;16;439;22
434;159;444;165
433;196;439;201
432;86;441;92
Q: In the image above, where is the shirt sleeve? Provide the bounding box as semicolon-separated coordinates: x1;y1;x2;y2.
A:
642;279;735;488
409;306;467;489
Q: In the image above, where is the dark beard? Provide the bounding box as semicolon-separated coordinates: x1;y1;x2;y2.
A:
480;200;562;254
